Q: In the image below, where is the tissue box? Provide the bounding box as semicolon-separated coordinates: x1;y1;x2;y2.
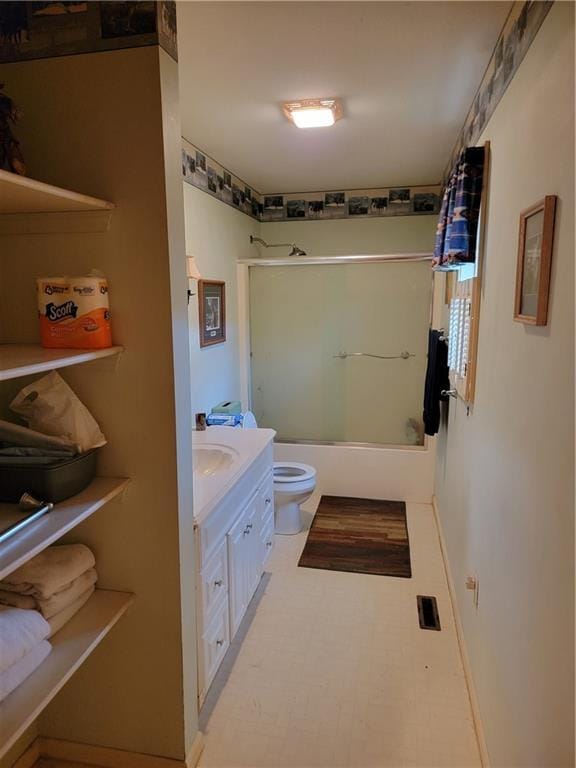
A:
211;400;241;415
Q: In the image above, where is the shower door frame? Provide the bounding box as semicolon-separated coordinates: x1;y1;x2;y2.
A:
237;251;435;450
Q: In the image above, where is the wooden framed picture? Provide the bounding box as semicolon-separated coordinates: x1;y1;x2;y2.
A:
198;280;226;347
514;195;557;325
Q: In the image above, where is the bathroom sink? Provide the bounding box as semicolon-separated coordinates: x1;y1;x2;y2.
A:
193;444;239;476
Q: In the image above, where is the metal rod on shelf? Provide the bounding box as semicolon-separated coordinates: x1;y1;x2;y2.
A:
0;495;54;544
333;350;415;361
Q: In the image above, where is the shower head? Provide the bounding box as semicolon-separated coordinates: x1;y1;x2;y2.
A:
250;235;306;257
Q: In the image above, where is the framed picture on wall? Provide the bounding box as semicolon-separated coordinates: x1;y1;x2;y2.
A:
514;195;557;326
199;280;226;347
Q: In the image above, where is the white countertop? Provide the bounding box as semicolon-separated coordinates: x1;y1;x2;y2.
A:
192;426;275;525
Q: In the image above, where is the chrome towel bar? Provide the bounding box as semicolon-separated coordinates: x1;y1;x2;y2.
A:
333;351;415;361
441;389;458;398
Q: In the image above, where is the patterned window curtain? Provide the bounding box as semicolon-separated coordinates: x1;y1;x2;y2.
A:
433;146;485;267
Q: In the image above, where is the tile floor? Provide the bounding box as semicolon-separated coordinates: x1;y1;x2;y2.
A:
198;496;481;768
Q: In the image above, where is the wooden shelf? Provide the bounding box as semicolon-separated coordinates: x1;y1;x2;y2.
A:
0;477;129;581
0;170;114;215
0;345;123;382
0;589;134;758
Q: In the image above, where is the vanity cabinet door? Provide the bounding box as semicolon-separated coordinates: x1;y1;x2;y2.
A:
227;491;262;639
227;508;249;639
201;595;230;695
245;500;261;603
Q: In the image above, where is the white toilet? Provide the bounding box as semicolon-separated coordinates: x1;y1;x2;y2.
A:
237;412;316;535
273;461;316;535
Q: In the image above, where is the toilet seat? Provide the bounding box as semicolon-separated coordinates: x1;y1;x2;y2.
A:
273;462;316;484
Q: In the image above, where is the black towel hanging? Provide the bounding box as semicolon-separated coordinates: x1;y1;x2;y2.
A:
423;329;450;436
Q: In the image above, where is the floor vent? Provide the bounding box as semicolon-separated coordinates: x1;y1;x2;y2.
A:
417;595;441;631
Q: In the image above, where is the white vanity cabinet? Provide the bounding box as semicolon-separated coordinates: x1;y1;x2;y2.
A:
194;436;274;705
228;495;257;637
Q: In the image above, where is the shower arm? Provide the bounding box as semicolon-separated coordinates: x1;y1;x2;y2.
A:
252;239;293;249
333;351;415;361
249;236;306;256
250;235;292;248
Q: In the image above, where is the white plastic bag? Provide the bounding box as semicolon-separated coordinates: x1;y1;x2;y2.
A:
10;371;106;452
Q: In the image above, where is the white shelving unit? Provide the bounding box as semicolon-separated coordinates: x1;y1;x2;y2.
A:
0;477;129;581
0;344;123;382
0;170;114;215
0;589;134;759
0;169;134;760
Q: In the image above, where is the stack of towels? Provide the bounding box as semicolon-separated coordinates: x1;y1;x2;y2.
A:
0;544;97;633
0;544;97;701
0;606;51;702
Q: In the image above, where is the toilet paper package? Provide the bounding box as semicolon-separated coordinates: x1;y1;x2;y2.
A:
37;275;112;349
206;411;257;428
206;413;244;427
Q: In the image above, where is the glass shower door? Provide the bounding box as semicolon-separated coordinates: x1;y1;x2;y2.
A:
249;260;432;446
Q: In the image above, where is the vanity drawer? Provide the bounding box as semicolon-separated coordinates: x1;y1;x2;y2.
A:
200;539;228;625
202;596;230;693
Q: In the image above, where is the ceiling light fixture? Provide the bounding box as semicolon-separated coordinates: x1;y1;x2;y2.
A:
282;98;343;129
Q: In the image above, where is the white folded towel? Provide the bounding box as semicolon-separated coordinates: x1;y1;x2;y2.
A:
0;640;51;703
0;606;50;675
0;568;98;619
48;586;94;637
1;544;96;599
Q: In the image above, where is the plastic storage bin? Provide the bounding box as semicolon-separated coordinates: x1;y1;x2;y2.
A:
0;449;98;504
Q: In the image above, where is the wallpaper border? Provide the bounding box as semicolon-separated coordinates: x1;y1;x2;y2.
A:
182;139;441;223
445;0;553;177
0;1;177;64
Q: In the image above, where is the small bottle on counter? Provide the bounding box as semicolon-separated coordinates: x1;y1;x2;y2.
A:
195;412;207;431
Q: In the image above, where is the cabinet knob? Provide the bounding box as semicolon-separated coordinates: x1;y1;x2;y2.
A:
246;523;253;529
214;579;223;587
265;498;271;505
266;541;272;547
243;527;250;536
216;639;224;647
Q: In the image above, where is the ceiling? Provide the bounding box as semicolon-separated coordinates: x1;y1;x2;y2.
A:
177;1;511;193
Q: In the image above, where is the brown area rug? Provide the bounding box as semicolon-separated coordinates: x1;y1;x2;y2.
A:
298;495;411;578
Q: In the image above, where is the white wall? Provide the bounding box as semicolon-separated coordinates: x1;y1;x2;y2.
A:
435;5;574;766
260;214;436;257
183;185;260;415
